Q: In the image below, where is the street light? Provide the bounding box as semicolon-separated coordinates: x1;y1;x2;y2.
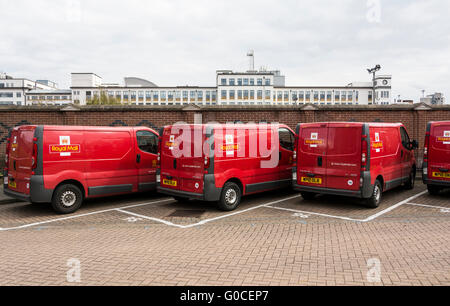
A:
367;64;381;105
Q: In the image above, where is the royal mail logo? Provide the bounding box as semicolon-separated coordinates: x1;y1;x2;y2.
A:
437;131;450;144
220;144;239;151
50;144;80;153
50;136;80;156
372;142;383;149
305;139;324;145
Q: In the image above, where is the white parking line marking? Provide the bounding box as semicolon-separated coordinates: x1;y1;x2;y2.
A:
267;190;428;223
120;195;303;229
406;202;450;210
0;198;173;232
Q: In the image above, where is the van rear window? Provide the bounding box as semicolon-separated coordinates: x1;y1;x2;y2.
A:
328;127;359;155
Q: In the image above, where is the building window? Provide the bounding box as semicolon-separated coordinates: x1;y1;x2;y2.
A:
348;91;353;100
355;91;359;101
250;90;254;99
237;90;243;99
257;78;263;86
327;91;332;101
265;90;271;100
237;78;242;86
320;91;325;101
335;91;340;101
229;90;235;99
284;91;289;101
160;91;166;100
138;91;144;101
205;91;210;101
305;91;311;101
221;90;227;99
244;90;249;99
299;91;304;101
190;91;196;101
243;78;249;86
250;78;255;86
314;91;319;101
221;78;227;85
153;91;159;101
229;78;235;86
265;79;270;86
145;91;151;100
212;91;217;101
341;92;346;101
292;91;298;102
183;91;188;101
197;91;203;101
257;90;262;99
168;91;174;101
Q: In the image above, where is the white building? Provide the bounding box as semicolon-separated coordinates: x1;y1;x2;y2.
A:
0;73;58;106
420;92;445;105
70;69;392;106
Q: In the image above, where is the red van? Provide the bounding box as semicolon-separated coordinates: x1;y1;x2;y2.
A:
293;122;418;207
423;121;450;194
4;125;159;214
157;123;295;210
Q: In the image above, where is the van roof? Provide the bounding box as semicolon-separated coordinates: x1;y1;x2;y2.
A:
300;122;404;127
163;123;291;129
13;125;155;132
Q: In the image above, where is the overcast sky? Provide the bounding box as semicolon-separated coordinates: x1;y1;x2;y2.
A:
1;0;449;101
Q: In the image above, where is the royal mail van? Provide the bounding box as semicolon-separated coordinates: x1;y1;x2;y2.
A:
4;125;159;214
157;123;295;211
423;121;450;194
293;122;418;208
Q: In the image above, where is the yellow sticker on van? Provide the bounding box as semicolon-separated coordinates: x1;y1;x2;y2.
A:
432;172;450;179
301;177;322;184
163;179;177;186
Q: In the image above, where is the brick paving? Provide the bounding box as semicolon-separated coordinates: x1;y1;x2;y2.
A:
0;184;449;286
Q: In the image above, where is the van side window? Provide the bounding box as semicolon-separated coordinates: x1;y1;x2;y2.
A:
137;131;158;154
400;127;411;150
279;128;295;151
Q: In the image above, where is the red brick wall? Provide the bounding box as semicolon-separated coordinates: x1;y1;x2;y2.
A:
1;104;449;168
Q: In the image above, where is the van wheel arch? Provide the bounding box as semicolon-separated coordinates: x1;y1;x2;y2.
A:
375;175;384;192
53;180;86;199
224;178;243;194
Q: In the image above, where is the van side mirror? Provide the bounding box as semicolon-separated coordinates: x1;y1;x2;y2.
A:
410;140;419;150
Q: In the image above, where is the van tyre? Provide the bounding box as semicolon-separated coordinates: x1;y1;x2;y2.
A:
217;182;241;211
427;184;441;195
52;184;83;214
173;196;187;202
365;180;382;208
404;169;416;190
300;192;316;200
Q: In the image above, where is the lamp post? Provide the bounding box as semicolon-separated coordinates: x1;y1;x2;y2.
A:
367;64;381;105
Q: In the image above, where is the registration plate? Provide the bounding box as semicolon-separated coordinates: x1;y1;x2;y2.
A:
301;177;322;184
163;179;177;187
8;181;16;188
432;172;450;179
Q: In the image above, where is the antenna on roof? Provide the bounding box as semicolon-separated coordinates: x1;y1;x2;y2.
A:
247;50;254;71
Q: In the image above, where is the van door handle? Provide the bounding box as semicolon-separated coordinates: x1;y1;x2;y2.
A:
439;168;449;172
317;156;323;167
136;154;141;163
173;159;177;169
307;173;316;177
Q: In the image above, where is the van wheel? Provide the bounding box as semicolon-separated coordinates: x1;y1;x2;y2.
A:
404;169;416;190
300;192;316;200
365;180;382;208
217;182;241;211
52;184;83;214
427;184;441;195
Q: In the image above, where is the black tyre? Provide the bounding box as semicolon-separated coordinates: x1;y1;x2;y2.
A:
365;180;382;208
427;184;441;195
217;182;241;211
404;169;416;190
51;184;83;214
300;192;316;200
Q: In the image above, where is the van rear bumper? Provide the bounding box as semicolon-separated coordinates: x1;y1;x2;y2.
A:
4;188;31;202
422;162;450;187
156;174;222;202
292;182;363;198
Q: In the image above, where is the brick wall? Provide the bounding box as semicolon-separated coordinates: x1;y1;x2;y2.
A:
1;104;449;168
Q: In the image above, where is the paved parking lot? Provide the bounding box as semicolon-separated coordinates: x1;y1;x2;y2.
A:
0;181;449;286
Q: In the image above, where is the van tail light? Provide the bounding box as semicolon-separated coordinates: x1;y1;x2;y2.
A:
293;150;297;160
32;143;38;170
156;137;162;166
361;136;368;169
204;156;210;168
423;133;430;162
5;138;10;166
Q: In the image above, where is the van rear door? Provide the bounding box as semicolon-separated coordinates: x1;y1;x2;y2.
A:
6;126;36;195
160;125;205;194
429;123;450;182
297;123;327;188
326;123;361;191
